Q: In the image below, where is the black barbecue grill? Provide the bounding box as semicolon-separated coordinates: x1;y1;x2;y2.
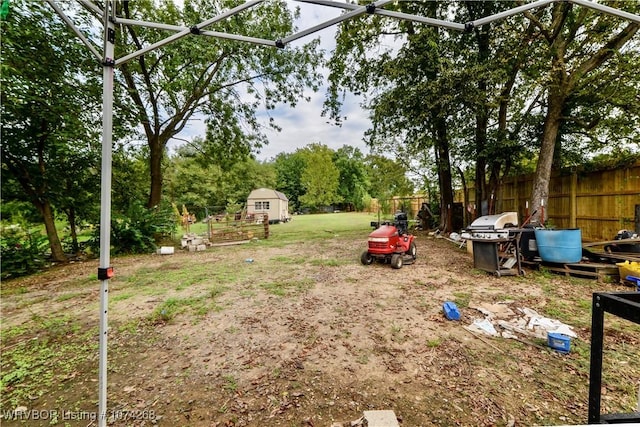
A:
462;212;525;276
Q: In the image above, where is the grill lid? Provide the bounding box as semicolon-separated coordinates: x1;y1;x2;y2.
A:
468;212;518;230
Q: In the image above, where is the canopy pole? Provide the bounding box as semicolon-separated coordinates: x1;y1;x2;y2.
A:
45;0;102;60
470;0;556;27
295;0;466;31
281;0;395;45
115;0;264;66
98;0;115;425
569;0;640;23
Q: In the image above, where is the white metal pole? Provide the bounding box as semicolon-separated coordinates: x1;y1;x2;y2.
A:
470;0;556;27
45;0;102;61
373;8;466;31
77;0;102;16
116;0;264;66
114;18;276;47
296;0;466;31
98;0;115;425
281;0;395;45
569;0;640;23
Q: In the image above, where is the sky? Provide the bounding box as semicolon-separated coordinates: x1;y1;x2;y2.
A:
169;1;375;162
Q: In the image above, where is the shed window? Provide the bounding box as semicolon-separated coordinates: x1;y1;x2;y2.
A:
255;201;269;210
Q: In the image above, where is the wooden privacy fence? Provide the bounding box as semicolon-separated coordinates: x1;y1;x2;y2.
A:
457;161;640;242
368;196;431;218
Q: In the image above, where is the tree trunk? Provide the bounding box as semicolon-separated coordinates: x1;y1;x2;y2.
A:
435;118;455;233
67;207;79;254
474;25;491;217
148;136;164;208
526;4;638;225
487;162;502;214
531;90;566;224
473;78;488;215
37;200;67;262
457;166;470;227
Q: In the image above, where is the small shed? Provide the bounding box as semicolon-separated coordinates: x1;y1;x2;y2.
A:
247;188;290;223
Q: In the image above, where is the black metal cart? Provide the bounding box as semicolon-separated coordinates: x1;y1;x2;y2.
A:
470;234;524;276
588;292;640;424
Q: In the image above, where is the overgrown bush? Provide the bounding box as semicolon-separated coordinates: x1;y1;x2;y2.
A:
88;201;176;255
1;221;48;279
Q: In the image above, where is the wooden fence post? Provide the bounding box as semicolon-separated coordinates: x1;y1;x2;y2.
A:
263;214;269;239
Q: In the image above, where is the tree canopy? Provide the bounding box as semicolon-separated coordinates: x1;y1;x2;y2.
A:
2;0;638;269
112;0;324;207
298;143;342;211
325;0;639;228
1;2;102;261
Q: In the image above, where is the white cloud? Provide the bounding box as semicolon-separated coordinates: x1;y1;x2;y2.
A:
257;86;370;161
254;2;374;160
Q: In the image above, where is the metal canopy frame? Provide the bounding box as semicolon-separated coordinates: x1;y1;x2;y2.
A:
42;1;640;426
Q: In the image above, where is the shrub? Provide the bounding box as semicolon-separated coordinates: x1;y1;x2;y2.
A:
1;221;48;279
88;201;176;255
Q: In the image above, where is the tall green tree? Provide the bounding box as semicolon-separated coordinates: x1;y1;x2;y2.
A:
273;151;306;212
1;3;101;262
365;154;414;201
113;0;323;208
440;1;547;218
333;145;370;211
326;1;639;228
164;142;275;215
523;2;639;221
326;2;457;230
112;145;151;214
450;1;639;220
454;1;531;213
298;143;341;210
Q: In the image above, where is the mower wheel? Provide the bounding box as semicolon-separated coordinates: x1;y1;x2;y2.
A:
391;254;403;269
360;251;374;265
408;241;417;260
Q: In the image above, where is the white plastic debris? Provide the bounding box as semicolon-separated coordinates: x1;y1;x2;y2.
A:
521;308;577;338
466;318;499;336
465;304;577;340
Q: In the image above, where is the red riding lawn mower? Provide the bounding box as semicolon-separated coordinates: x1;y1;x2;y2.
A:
360;212;417;269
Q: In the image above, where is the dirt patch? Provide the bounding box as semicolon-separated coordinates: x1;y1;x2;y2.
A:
1;234;638;426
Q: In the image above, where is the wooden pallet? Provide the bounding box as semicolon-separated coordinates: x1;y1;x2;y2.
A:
524;260;620;282
582;238;640;247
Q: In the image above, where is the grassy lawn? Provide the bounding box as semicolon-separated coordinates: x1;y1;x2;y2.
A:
1;212;639;427
190;211;379;242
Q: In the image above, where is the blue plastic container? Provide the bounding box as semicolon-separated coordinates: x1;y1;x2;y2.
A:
534;229;582;263
443;301;460;321
547;332;571;353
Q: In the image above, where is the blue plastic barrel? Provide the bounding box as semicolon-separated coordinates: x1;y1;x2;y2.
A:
534;229;582;264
